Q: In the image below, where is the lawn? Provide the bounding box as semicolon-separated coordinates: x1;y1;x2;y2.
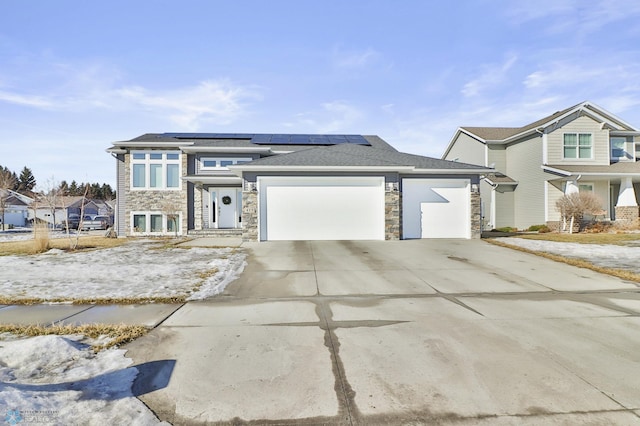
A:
0;235;128;256
512;232;640;246
0;239;246;304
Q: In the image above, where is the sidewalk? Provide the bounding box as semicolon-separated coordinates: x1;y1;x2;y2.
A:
0;303;183;327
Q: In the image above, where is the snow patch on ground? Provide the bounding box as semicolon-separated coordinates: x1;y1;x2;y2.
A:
496;237;640;274
0;335;168;425
0;240;247;302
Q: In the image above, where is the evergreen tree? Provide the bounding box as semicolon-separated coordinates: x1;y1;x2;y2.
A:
18;167;36;194
58;180;69;195
69;181;79;195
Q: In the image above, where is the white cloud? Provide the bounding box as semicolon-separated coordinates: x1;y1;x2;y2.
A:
332;46;380;69
0;91;54;108
505;0;640;33
284;101;364;133
461;54;518;97
0;58;260;130
116;80;260;130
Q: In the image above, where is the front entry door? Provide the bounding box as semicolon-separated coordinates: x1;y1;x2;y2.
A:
218;188;237;228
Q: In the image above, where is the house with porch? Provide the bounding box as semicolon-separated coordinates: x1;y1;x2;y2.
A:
442;101;640;230
107;133;491;241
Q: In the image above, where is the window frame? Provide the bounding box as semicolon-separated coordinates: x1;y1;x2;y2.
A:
130;151;182;190
610;136;627;160
562;132;593;160
200;157;252;170
131;211;182;235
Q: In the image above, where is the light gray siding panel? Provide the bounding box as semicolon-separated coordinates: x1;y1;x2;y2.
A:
487;145;506;170
505;136;546;228
546;181;564;222
495;191;514;228
547;115;610;165
444;133;486;165
116;154;126;236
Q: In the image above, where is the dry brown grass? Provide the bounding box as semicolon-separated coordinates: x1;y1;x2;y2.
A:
0;235;128;256
32;223;50;253
512;232;640;246
0;323;149;351
0;296;186;305
485;239;640;283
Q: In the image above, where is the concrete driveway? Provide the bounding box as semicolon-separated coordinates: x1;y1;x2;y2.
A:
126;239;640;425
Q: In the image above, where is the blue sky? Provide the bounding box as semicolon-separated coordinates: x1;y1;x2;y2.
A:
2;0;640;188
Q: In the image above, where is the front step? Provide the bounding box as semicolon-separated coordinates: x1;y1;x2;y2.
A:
187;228;243;237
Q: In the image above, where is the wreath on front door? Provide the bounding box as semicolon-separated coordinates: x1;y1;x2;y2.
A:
222;196;232;205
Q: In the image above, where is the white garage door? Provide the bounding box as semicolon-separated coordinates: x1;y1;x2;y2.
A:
259;177;385;241
402;178;470;239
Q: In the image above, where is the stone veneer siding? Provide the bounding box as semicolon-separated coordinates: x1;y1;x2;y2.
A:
615;206;640;223
193;185;203;230
242;191;258;241
123;152;189;236
470;192;481;239
385;190;401;240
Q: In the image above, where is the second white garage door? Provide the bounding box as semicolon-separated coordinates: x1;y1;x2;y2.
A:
402;178;471;239
259;177;385;241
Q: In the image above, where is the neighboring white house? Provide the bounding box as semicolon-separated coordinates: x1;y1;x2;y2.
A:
0;189;33;228
108;133;491;240
442;101;640;230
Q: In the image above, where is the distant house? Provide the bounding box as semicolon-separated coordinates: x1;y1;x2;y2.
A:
0;189;33;228
442;101;640;230
32;196;114;228
108;133;491;240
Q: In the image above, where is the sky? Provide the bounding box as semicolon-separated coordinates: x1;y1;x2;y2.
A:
2;0;640;188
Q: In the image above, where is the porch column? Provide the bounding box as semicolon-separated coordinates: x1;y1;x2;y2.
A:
565;179;579;195
617;177;638;206
615;177;639;223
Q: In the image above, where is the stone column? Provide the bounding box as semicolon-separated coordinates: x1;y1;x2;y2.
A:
470;191;481;239
615;177;639;224
385;184;400;240
193;185;203;231
242;190;258;241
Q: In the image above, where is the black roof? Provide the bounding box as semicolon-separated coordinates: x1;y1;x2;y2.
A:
240;143;487;170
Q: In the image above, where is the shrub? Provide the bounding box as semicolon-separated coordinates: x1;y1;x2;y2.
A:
537;225;552;233
493;226;517;233
583;221;613;234
527;224;546;232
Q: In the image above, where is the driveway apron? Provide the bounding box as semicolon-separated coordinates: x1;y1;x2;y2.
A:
126;239;640;425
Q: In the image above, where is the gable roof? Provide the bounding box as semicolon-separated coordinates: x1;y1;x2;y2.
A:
443;101;639;158
230;143;490;174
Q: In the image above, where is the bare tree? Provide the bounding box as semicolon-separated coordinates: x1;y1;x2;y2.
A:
38;177;63;229
69;184;90;250
555;192;603;233
0;168;16;231
162;198;181;238
0;169;17;230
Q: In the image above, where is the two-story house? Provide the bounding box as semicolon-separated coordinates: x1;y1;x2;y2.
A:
442;101;640;230
107;133;491;241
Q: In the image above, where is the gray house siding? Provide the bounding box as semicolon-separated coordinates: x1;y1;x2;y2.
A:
444;133;486;165
505;136;546;229
547;115;610;166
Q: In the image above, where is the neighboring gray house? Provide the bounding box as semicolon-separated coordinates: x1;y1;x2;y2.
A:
0;189;33;228
442;101;640;230
108;133;490;241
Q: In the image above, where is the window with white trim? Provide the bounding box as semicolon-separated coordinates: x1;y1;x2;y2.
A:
200;157;251;170
611;137;627;159
563;133;593;159
131;212;181;234
131;151;181;189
